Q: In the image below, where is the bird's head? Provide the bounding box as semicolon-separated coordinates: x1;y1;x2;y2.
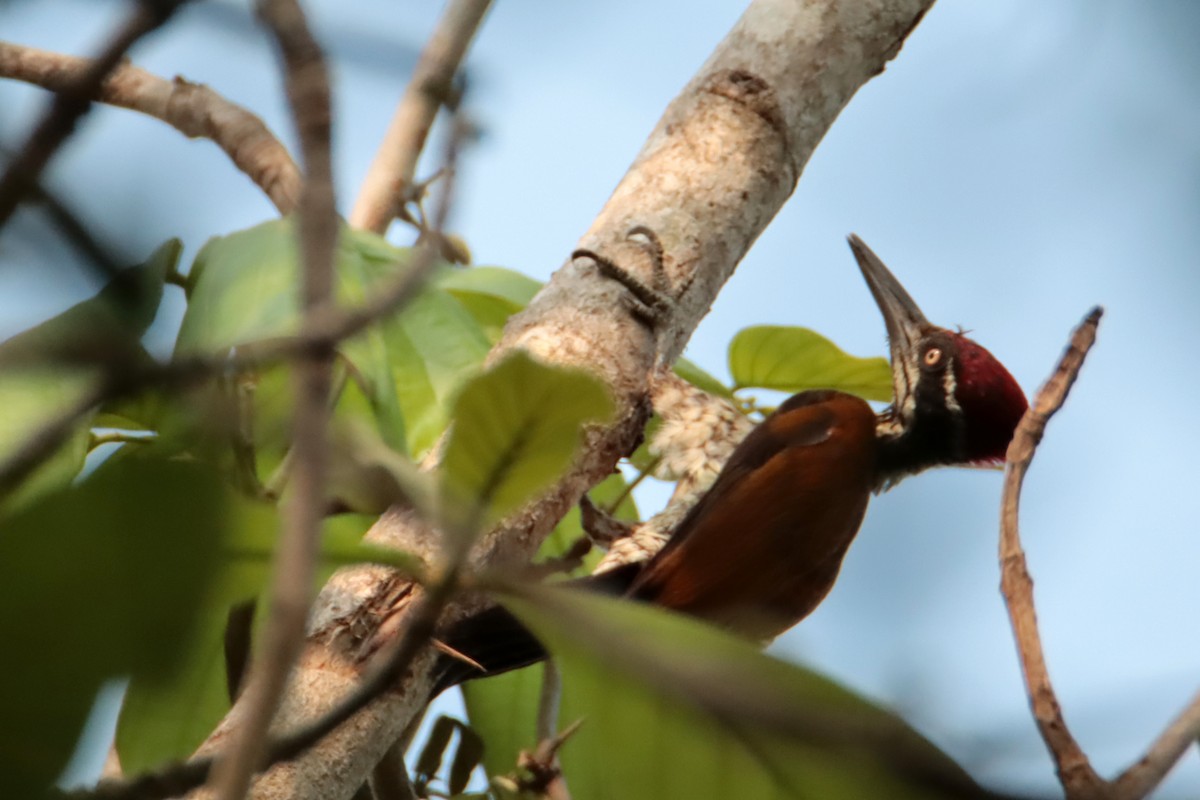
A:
848;235;1028;486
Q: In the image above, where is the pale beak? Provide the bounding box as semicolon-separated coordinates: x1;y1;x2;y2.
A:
847;234;931;412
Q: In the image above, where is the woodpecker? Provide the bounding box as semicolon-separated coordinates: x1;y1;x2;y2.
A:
434;235;1028;687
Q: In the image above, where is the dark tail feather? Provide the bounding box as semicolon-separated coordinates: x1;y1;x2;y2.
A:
432;562;642;694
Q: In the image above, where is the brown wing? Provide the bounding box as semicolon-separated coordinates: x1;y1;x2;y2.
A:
630;390;877;640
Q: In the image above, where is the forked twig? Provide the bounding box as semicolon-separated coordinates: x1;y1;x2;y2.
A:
1000;307;1200;799
1000;307;1105;797
350;0;491;233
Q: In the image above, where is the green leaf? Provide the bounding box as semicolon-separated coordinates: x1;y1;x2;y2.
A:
436;266;543;342
462;663;546;784
626;415;662;473
0;457;226;795
496;586;981;800
440;352;612;533
114;494;277;775
436;265;542;308
673;357;734;398
325;418;437;516
116;508;385;774
94;358;168;432
357;287;490;457
0;241;178;512
175;219;493;471
317;526;427;579
0;238;176;367
728;326;892;402
462;475;641;779
0;369;95;515
175;219;302;351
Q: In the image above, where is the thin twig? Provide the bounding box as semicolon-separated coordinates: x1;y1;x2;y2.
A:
0;41;301;213
604;455;661;514
207;1;337;798
0;1;190;231
79;97;470;800
534;660;571;800
999;307;1107;798
517;718;584;800
14;168;126;282
1108;690;1200;796
1112;689;1200;798
0;99;468;498
536;660;562;744
349;0;491;233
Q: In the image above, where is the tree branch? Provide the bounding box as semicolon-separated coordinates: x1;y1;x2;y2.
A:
1112;689;1200;798
0;41;301;213
999;308;1107;798
178;3;938;799
349;0;491;233
1002;307;1200;800
206;1;336;798
0;0;191;231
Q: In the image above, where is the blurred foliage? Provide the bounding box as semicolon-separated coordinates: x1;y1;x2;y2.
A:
0;458;228;796
471;586;980;800
0;215;915;798
0;240;177;514
440;351;612;535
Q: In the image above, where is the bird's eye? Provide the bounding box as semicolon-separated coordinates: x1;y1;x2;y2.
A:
923;347;943;367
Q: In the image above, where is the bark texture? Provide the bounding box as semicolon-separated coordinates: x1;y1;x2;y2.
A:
186;1;936;798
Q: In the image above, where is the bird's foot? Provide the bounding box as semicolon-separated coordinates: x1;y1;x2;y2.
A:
579;494;634;546
573;225;680;328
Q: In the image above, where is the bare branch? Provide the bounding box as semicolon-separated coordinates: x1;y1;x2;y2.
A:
1001;306;1200;800
0;1;190;231
0;42;301;213
349;0;491;233
999;307;1107;798
206;1;337;798
1112;690;1200;798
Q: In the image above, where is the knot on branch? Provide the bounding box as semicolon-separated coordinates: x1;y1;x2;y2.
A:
702;68;786;144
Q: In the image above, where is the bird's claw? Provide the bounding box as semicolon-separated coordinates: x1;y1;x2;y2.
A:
579;494;634;546
573;224;680;328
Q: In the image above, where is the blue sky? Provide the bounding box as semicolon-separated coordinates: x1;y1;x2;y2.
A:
3;1;1199;796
